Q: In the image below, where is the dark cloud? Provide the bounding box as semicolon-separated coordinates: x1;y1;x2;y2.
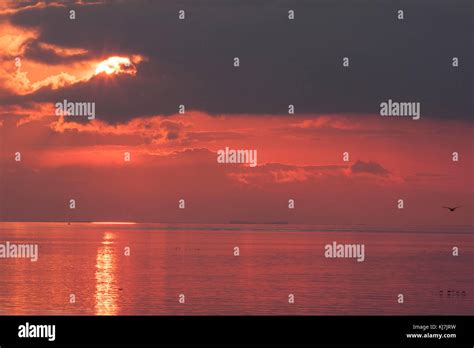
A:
351;160;390;176
160;119;183;140
3;0;473;122
23;39;92;64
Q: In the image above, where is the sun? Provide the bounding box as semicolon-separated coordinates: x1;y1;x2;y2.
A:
95;56;137;76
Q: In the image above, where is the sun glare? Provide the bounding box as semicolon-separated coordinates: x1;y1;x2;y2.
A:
95;56;137;76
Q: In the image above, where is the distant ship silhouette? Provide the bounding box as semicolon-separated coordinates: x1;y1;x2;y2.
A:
442;206;460;212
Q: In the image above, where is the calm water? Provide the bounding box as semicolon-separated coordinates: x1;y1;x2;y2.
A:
0;222;472;315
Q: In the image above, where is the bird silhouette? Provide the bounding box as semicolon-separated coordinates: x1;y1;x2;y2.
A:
442;206;460;212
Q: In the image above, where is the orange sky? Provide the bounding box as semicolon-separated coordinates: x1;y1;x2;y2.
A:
0;1;472;225
1;109;472;225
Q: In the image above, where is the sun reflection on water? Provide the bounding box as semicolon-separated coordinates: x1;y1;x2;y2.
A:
94;232;118;315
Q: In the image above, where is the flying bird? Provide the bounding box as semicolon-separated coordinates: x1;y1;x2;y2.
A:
442;206;460;212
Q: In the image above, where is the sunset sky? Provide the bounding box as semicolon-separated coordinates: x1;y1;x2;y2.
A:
0;0;472;225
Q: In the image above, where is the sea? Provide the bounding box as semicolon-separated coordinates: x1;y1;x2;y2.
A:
0;222;472;315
